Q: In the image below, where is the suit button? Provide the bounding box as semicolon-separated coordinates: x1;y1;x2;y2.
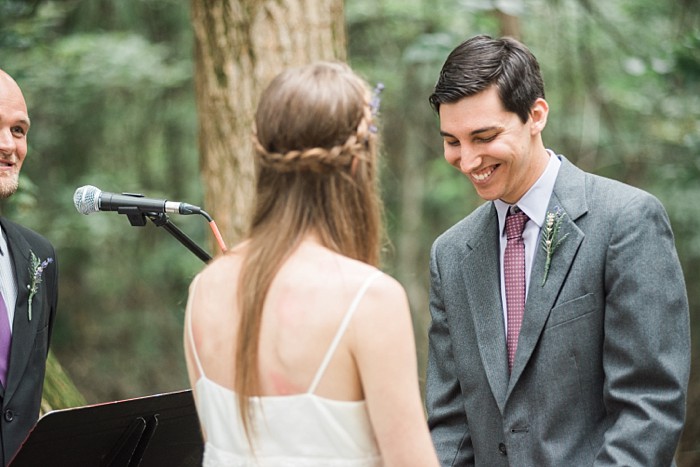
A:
4;410;13;422
498;442;507;456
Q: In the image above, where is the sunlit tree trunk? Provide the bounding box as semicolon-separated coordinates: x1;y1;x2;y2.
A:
495;9;521;39
393;63;431;394
190;0;346;250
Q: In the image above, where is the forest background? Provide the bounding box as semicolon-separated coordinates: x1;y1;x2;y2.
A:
1;0;698;464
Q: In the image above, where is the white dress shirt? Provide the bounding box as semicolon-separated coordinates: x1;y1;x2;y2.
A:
0;228;18;331
494;150;561;337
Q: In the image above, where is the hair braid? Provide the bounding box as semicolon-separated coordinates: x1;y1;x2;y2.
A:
253;99;374;173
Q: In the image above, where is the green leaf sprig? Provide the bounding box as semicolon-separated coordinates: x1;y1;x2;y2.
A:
541;208;569;286
27;251;53;321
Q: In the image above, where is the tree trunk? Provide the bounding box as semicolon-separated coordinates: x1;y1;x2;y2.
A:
393;63;432;395
190;0;346;250
495;9;521;39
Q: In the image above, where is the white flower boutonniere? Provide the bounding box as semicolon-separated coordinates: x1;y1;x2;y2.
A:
541;208;569;286
27;251;53;321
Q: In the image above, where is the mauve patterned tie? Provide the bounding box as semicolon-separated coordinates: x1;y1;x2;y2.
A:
0;293;10;386
505;208;528;371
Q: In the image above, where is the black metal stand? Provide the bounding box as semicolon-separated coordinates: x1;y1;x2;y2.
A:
9;390;203;467
118;207;211;263
146;213;211;263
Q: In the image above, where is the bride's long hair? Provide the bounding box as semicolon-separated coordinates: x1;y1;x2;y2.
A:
236;61;383;441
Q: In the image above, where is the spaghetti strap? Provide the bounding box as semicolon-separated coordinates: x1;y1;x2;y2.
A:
186;274;206;379
307;269;384;394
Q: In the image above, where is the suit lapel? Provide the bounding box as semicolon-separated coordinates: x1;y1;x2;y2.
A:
461;203;510;412
0;218;40;402
507;157;588;395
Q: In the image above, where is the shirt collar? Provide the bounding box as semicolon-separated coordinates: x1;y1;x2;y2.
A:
495;150;562;234
0;226;6;257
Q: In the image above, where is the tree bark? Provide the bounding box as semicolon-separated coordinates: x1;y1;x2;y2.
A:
495;8;521;39
190;0;346;250
393;63;431;394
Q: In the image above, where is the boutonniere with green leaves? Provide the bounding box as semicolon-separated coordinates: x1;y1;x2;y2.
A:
541;207;569;286
27;251;53;321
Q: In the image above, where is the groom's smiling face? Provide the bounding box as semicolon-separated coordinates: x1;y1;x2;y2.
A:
438;86;548;205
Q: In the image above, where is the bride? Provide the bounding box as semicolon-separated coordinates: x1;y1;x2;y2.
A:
184;61;439;467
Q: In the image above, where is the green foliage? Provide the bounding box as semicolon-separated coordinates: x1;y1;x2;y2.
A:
1;0;201;403
41;351;87;413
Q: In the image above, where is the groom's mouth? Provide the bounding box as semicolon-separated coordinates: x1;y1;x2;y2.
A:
470;164;498;183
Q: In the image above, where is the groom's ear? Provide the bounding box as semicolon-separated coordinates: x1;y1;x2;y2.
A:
529;98;549;135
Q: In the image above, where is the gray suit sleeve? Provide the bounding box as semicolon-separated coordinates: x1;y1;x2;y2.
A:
596;192;690;465
426;241;475;466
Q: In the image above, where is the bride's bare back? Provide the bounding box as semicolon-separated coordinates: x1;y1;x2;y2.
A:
185;236;439;466
189;238;387;400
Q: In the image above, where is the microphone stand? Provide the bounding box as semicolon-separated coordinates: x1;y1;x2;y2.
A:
118;207;211;263
147;213;211;263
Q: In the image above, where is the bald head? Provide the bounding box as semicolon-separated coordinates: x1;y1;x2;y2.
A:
0;69;14;82
0;68;30;198
0;69;28;119
0;68;23;93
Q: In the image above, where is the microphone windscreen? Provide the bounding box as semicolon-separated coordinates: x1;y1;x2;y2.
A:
73;185;101;215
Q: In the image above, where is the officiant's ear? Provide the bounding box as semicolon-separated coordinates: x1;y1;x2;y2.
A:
529;98;549;135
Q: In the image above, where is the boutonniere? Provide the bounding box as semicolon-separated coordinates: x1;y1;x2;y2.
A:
27;251;53;321
541;207;569;286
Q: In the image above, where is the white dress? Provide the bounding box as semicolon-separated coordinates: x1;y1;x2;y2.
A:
188;271;385;467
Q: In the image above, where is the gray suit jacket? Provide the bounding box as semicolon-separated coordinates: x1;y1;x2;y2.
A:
0;217;58;466
426;156;690;466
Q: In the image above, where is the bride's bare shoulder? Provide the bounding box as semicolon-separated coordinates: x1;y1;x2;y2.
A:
196;242;247;284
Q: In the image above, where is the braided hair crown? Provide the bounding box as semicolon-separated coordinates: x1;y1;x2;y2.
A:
253;62;376;174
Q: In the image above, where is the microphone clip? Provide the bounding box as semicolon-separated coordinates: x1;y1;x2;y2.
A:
120;206;149;227
116;191;153;226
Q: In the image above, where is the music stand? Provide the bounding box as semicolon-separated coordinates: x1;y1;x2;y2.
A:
9;389;203;467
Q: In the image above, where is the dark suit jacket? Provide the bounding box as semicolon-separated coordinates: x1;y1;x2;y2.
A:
426;157;690;466
0;217;57;466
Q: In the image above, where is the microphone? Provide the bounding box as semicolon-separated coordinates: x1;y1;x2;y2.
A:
73;185;202;216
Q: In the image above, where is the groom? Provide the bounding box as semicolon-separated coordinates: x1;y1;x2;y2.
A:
425;35;690;466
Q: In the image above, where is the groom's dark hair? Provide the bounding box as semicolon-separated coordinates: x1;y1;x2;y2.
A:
429;35;545;123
